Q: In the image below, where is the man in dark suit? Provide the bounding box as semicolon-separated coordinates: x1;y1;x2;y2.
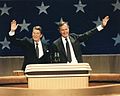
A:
9;20;51;70
52;16;109;63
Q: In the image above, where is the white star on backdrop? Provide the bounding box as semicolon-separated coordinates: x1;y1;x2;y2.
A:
0;3;12;15
81;42;86;47
112;33;120;46
112;0;120;11
0;0;119;54
93;17;102;27
36;2;50;15
55;17;64;25
41;36;50;44
0;37;10;50
74;0;87;13
19;19;31;32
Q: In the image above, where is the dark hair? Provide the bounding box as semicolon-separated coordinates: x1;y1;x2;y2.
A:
33;25;42;34
58;21;69;29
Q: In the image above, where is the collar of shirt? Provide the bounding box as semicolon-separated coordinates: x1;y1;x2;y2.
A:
34;40;41;48
61;36;78;63
61;36;70;52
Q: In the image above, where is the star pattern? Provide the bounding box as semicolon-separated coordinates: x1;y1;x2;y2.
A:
55;18;64;25
0;37;10;50
74;0;87;13
36;2;50;15
0;0;119;55
81;42;86;47
112;33;120;46
93;17;102;27
19;19;31;32
41;36;49;44
0;3;12;15
112;0;120;11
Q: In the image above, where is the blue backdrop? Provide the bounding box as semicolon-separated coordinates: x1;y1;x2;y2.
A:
0;0;120;56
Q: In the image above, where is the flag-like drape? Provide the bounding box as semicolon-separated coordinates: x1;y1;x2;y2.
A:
0;0;120;56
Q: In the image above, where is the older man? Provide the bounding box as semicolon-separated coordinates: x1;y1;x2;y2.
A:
9;20;51;70
52;16;109;63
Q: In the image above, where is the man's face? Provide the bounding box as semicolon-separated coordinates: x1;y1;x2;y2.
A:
59;23;69;38
32;29;42;42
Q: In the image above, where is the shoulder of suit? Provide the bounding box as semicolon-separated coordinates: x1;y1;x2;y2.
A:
53;37;61;44
69;33;79;39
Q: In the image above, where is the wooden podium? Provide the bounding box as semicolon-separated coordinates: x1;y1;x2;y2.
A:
25;63;91;89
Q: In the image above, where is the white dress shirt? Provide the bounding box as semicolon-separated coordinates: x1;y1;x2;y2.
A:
62;36;78;63
9;30;44;58
35;41;44;58
61;25;104;63
97;25;104;31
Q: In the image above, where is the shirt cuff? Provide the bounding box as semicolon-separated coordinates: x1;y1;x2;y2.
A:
97;25;104;31
9;31;15;36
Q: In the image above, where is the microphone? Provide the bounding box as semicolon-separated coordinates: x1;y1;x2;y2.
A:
54;52;60;63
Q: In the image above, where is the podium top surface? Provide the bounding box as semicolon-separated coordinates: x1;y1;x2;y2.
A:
25;63;91;73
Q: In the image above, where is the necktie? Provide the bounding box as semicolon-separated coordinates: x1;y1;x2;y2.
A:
36;42;39;58
65;38;72;63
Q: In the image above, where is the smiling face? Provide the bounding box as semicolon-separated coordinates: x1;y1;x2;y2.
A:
59;22;70;38
32;26;43;42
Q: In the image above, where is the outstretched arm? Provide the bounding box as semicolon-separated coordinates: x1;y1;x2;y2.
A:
77;16;110;42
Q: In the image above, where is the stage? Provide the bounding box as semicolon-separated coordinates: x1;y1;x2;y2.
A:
0;73;120;96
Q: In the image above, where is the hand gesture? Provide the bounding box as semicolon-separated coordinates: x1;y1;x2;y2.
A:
11;20;18;31
102;16;110;28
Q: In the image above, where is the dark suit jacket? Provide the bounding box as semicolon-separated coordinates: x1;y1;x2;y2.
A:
52;27;98;63
9;35;51;70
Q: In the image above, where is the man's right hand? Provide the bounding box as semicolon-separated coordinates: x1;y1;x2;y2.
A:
11;20;18;32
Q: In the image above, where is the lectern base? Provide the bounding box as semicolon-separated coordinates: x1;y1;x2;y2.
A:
25;63;91;89
28;76;88;89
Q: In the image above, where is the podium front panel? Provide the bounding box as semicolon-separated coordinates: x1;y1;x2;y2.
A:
25;63;91;89
28;76;88;89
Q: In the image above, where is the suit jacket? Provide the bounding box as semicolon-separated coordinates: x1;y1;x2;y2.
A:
9;35;51;70
52;27;98;63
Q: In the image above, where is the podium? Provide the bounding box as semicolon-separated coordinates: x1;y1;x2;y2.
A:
25;63;91;89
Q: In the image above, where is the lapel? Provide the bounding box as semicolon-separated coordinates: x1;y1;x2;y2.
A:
69;35;77;57
59;38;67;57
69;36;75;45
41;40;48;53
29;39;37;56
30;38;35;49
